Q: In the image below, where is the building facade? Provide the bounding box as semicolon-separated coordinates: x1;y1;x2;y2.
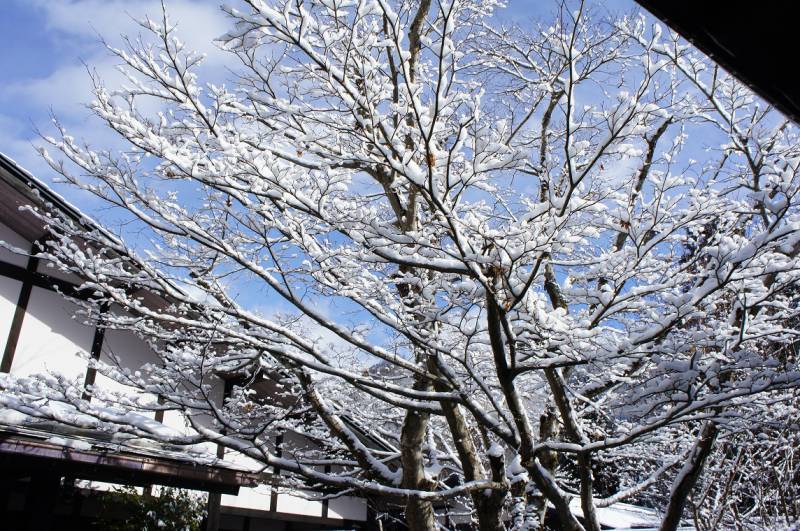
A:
0;152;370;531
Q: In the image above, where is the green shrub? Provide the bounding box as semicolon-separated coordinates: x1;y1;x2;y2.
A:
96;486;207;531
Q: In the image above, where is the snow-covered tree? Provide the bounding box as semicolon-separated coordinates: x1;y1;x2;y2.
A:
688;417;800;531
2;0;800;529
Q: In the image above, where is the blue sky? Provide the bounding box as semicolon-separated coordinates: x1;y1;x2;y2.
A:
1;1;232;193
0;0;638;217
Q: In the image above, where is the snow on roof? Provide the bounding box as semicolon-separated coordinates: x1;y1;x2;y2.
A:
0;412;255;475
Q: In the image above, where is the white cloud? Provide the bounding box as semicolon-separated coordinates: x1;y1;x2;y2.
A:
1;0;236;169
5;57;120;121
4;0;232;117
28;0;231;66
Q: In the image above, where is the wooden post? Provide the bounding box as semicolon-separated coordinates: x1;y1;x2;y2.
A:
206;378;235;531
1;247;38;373
206;492;222;531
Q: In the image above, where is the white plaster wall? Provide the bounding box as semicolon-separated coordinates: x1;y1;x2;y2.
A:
94;327;158;393
329;495;368;521
76;480;143;493
102;328;158;367
0;275;22;350
160;377;225;438
161;408;193;435
91;327;161;420
327;464;368;520
94;309;226;442
11;286;93;378
0;222;30;267
220;432;328;519
190;375;225;429
270;432;324;515
94;305;162;402
275;490;323;517
219;443;368;521
224;447;273;469
221;484;272;511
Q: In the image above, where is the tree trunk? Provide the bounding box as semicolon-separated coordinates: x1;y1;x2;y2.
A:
400;373;436;531
476;445;509;531
473;502;505;531
533;404;560;529
404;495;437;531
431;356;506;531
660;421;718;531
486;296;585;531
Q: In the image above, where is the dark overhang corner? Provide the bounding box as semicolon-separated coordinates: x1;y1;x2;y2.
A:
635;1;800;124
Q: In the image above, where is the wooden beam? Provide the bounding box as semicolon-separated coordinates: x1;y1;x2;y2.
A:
0;257;89;301
269;433;283;513
1;248;38;373
82;303;109;401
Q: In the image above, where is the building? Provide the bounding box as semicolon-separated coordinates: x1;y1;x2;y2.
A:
634;1;800;123
0;152;370;530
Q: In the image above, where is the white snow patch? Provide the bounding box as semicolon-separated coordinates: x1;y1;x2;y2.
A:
487;442;504;458
569;499;661;528
0;408;29;425
44;436;94;451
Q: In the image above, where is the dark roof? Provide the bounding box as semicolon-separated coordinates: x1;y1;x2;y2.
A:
0;424;258;494
635;1;800;123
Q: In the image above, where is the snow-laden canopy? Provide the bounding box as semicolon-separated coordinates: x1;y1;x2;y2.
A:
1;1;799;530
